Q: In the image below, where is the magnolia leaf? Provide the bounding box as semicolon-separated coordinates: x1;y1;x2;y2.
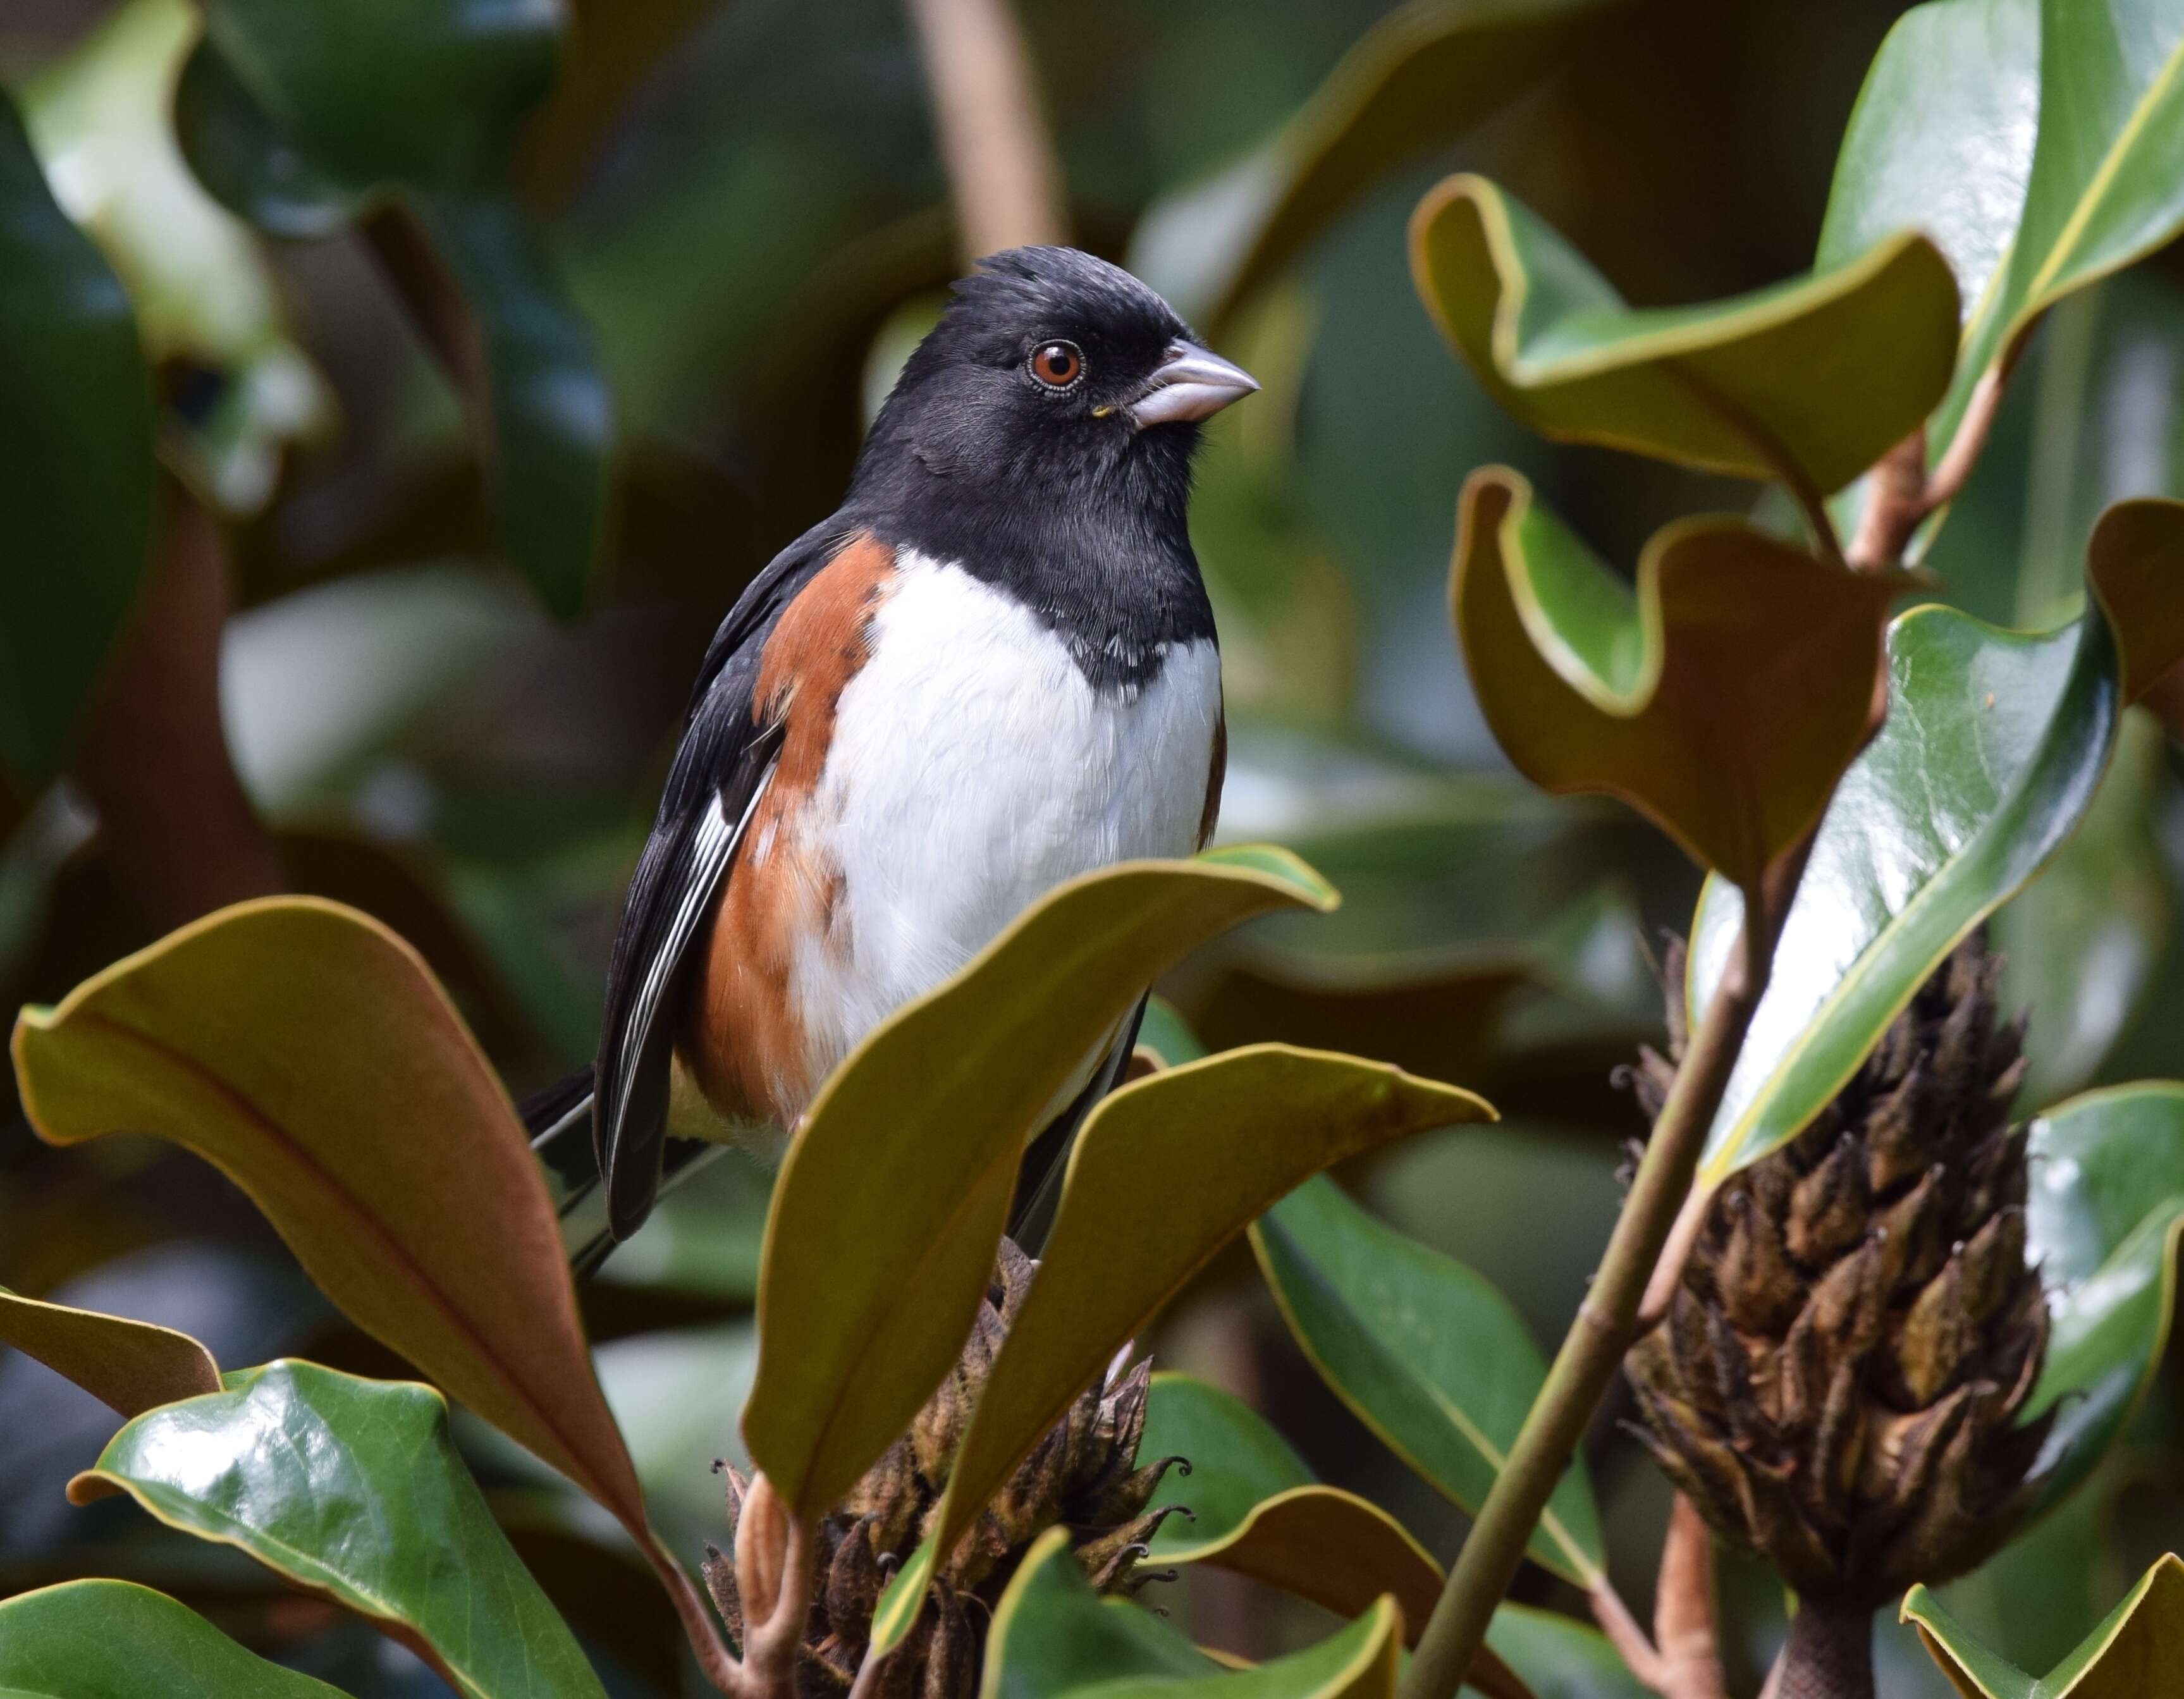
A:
981;1527;1401;1699
1141;1371;1315;1549
744;850;1338;1523
11;899;658;1561
1690;600;2120;1182
71;1360;606;1699
176;0;611;615
0;89;154;795
885;1048;1486;1653
1130;0;1603;330
1251;1173;1603;1587
1136;1376;1476;1664
2019;1083;2184;1516
2085;498;2184;704
1924;0;2184;470
1994;708;2172;1107
26;0;331;515
1452;469;1898;890
1815;0;2040;305
0;1286;219;1418
0;1579;348;1698
1905;1552;2184;1698
1411;175;1958;494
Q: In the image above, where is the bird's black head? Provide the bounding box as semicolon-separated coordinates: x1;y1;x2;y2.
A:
849;247;1257;568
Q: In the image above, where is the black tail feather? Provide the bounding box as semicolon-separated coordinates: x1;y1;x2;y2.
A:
525;1064;727;1279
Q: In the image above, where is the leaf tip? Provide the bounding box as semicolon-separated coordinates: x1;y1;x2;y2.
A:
64;1470;123;1508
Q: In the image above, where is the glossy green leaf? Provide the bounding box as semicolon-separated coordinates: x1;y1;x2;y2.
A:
982;1528;1401;1699
1924;0;2184;469
1690;601;2119;1182
1136;1377;1451;1652
2018;1083;2184;1516
1130;0;1602;330
11;899;661;1566
0;1579;348;1698
883;1049;1483;1651
176;0;611;615
73;1359;606;1699
1251;1172;1603;1586
1816;0;2040;300
0;1286;219;1418
1904;1552;2184;1698
27;0;331;515
1141;1371;1314;1550
1994;708;2172;1107
1452;469;1898;890
0;88;154;794
744;850;1337;1522
1411;175;1959;494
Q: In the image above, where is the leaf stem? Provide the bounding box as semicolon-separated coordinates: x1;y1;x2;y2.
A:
1845;360;2011;572
1399;845;1807;1699
648;1540;745;1694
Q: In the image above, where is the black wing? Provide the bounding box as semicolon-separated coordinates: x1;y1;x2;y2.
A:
593;518;853;1243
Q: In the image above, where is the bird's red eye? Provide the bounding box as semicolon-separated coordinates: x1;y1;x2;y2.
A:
1030;341;1083;388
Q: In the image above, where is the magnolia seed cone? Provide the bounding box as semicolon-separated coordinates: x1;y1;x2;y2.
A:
704;1237;1186;1697
1624;933;2052;1611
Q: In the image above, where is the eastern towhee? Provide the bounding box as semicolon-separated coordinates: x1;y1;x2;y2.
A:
531;247;1258;1269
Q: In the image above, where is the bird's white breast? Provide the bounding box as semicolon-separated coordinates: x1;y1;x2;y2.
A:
788;549;1220;1084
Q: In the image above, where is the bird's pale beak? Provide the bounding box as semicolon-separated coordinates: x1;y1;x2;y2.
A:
1129;341;1260;429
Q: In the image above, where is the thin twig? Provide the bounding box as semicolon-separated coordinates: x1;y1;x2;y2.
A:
1844;431;1927;572
1653;1496;1729;1699
1399;841;1811;1699
1589;1579;1669;1691
902;0;1068;262
1926;365;2006;514
1845;363;2011;572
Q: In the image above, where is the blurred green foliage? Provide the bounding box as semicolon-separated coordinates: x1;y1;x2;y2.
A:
4;0;2184;1696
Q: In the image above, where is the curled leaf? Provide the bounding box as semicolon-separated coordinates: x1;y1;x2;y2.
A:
1452;468;1898;890
1412;175;1958;494
2085;497;2184;704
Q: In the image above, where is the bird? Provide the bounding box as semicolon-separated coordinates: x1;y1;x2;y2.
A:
526;246;1258;1271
